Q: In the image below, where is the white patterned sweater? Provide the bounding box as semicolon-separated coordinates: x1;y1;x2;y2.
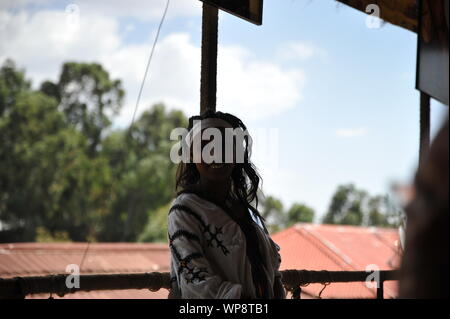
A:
167;192;285;299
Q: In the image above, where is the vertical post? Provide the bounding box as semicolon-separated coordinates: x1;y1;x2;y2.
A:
200;2;218;115
376;273;384;299
419;92;431;167
376;280;384;299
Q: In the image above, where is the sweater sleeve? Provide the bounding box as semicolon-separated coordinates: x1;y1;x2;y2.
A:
168;206;242;299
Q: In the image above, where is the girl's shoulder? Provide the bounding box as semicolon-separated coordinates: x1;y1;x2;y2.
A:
173;191;207;208
170;191;219;217
170;191;237;228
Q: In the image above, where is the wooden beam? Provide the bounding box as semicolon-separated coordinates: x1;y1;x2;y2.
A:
200;3;219;114
419;92;431;167
336;0;419;32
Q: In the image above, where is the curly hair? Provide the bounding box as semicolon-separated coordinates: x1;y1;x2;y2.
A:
175;110;268;232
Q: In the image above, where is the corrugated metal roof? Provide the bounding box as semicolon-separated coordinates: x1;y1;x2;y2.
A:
0;242;170;299
271;223;401;299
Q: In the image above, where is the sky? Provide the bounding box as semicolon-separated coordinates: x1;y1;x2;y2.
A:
1;0;448;221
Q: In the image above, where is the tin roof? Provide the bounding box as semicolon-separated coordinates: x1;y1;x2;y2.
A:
0;242;170;299
272;223;401;299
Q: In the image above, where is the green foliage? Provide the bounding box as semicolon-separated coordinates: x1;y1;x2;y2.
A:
322;184;401;228
260;195;285;233
35;227;71;243
286;203;315;226
322;184;365;225
96;104;187;242
0;59;186;243
0;77;113;241
0;59;31;116
138;202;171;243
259;195;316;233
41;62;125;156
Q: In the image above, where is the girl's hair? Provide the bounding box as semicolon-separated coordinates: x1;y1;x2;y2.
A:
175;110;268;232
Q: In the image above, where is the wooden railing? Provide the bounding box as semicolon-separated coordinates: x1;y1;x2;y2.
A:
0;270;399;299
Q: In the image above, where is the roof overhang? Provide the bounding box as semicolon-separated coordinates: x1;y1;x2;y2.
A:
336;0;418;32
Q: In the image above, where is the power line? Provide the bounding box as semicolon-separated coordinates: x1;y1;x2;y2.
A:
130;0;171;128
78;0;171;273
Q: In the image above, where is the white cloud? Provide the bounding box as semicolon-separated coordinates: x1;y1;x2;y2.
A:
0;0;201;21
0;9;121;85
217;45;305;121
106;32;202;126
0;0;53;10
336;128;368;138
0;7;305;127
72;0;201;21
279;42;328;61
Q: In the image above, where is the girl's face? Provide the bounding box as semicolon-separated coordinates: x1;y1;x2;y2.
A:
194;127;236;182
195;161;235;182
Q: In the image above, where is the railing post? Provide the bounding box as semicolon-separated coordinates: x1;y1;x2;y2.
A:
377;273;385;299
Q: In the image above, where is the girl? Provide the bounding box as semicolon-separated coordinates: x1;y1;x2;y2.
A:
168;110;285;299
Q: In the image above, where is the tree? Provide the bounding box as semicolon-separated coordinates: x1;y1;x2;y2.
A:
259;195;285;233
138;202;171;243
97;104;187;242
128;103;187;158
286;203;315;226
0;59;31;116
367;194;403;228
367;195;390;227
0;59;114;241
0;59;186;243
322;184;366;226
322;183;400;228
0;90;62;241
41;62;125;156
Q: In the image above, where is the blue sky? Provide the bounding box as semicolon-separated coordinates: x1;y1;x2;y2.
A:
1;0;448;220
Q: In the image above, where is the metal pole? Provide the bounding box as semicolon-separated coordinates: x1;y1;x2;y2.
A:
419;92;431;167
200;2;218;114
376;272;385;299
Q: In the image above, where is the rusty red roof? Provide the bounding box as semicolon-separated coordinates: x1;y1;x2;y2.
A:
0;242;170;299
271;223;401;299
